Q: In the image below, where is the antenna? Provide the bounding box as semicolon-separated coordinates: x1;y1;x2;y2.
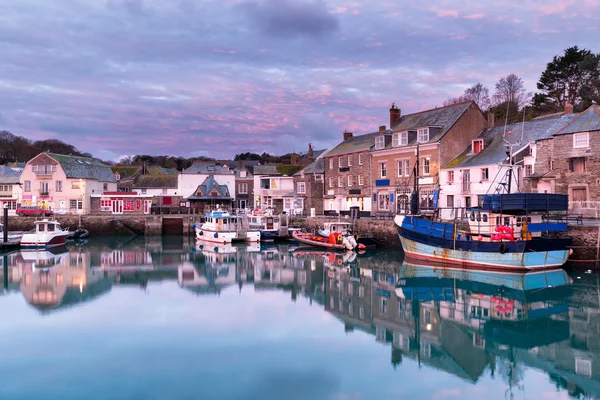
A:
520;106;526;146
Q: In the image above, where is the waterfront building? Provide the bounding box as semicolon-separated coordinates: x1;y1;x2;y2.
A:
19;152;116;214
528;104;600;209
234;165;254;210
253;165;298;214
187;175;233;212
178;162;235;209
131;168;181;209
293;149;328;216
89;191;153;215
440;107;577;220
323;130;377;216
0;165;22;214
370;102;486;217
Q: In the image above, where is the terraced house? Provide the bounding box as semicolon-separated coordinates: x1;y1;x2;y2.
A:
370;102;486;216
323;130;378;216
0;165;21;214
19;152;117;214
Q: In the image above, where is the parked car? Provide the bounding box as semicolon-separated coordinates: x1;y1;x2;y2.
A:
15;206;53;217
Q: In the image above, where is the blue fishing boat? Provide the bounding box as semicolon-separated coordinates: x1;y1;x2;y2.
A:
395;193;573;271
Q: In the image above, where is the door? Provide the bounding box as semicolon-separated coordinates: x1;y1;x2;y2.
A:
112;200;124;214
572;188;587;203
239;200;246;210
59;200;66;214
144;200;152;214
266;217;274;230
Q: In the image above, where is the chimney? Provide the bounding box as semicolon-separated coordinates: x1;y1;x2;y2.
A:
343;131;353;141
379;125;386;132
389;103;401;128
487;111;495;129
237;160;242;168
564;101;574;115
308;143;314;159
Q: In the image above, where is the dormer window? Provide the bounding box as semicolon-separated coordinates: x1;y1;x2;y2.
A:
417;128;429;143
115;172;121;181
472;139;484;154
240;170;247;178
392;133;399;147
375;136;385;150
400;132;408;146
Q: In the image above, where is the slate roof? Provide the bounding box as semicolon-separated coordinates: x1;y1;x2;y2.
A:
0;165;21;184
554;105;600;135
326;132;378;157
132;174;178;189
234;167;253;179
375;101;475;151
444;113;578;169
188;175;232;200
111;166;140;178
253;165;280;175
182;163;234;175
47;153;116;182
294;158;324;176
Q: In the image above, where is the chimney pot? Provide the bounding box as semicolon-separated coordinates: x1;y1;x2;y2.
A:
343;131;353;141
389;103;401;128
564;102;574;115
379;125;386;132
487;111;495;129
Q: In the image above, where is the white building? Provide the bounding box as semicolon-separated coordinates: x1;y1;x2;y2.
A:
178;163;235;200
440;113;578;220
0;165;21;214
252;165;297;213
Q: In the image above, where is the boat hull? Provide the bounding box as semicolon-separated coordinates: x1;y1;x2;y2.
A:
292;231;349;251
20;232;69;248
195;228;260;244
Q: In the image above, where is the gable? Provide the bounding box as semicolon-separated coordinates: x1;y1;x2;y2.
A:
29;153;59;166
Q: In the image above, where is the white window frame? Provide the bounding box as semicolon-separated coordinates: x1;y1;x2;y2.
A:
347;155;352;167
358;175;364;186
337;176;343;188
392;133;399;147
297;182;306;194
55;181;62;192
24;181;31;192
328;177;334;188
525;165;533;176
397;160;403;177
400;131;408;146
448;171;454;183
329;158;334;169
573;132;589;149
421;158;430;175
358;153;364;165
380;162;387;179
404;160;410;177
417;128;429;143
481;168;489;181
347;175;353;187
238;183;248;194
375;136;385;150
339;157;343;168
472;139;484;153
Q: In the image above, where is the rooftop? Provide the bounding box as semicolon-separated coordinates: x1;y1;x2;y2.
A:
0;165;20;184
554;105;600;136
182;163;234;175
47;153;116;183
294;158;325;176
326;132;378;157
132;174;178;189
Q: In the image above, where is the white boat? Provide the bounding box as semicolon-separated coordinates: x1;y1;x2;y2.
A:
17;248;68;270
248;210;298;241
20;219;70;248
0;223;23;242
194;209;260;244
317;221;354;238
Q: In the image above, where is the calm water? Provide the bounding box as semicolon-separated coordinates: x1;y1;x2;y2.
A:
1;237;599;400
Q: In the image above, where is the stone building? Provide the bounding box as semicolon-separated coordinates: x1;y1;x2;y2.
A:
370;101;486;216
293;151;327;216
234;165;254;210
323;130;377;216
530;105;600;204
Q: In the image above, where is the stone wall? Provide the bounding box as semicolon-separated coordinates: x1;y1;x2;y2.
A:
552;225;600;260
323;149;373;205
294;217;401;248
293;173;324;215
7;215;153;236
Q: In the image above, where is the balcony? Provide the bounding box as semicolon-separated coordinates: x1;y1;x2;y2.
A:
38;189;50;196
461;181;471;194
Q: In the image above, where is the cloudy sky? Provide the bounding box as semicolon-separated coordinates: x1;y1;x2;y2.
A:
1;0;598;160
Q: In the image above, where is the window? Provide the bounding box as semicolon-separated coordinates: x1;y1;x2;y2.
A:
358;153;364;165
55;181;62;192
35;165;54;176
375;136;385;150
380;162;387;178
472;139;484;154
339;157;343;168
448;171;454;183
337;176;343;187
141;188;147;195
379;193;390;210
39;182;49;194
103;183;108;190
297;182;306;194
525;165;533;176
328;177;334;188
240;170;247;178
400;131;408;146
569;157;586;173
69;199;83;210
24;181;31;192
71;181;81;189
347;155;352;167
381;297;388;313
576;358;592;377
315;174;323;182
550;160;555;170
403;160;410;177
573;132;589;149
481;168;489;181
329;158;334;169
100;199;111;211
347;176;353;187
447;195;454;208
397;160;403;177
358;175;364;186
421;158;430;175
124;199;135;211
238;183;248;194
417;128;429;143
392;133;399;147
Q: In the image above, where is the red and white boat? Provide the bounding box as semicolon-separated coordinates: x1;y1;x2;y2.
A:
20;219;70;248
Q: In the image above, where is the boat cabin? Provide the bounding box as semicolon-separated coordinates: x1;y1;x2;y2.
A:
34;219;63;234
203;211;249;233
323;222;353;233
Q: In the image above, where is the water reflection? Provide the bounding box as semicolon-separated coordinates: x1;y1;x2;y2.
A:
1;237;599;399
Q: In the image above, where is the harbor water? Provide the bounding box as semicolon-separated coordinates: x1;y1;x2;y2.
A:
1;237;599;400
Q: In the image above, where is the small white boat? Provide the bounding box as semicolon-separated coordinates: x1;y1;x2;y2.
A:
0;223;23;242
194;209;260;244
248;210;298;241
20;219;70;248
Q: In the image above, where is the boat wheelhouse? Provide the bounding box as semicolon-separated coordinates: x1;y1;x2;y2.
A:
317;221;378;249
195;210;260;244
395;193;573;271
20;219;70;248
248;211;295;241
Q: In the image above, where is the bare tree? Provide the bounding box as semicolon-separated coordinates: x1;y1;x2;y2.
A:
493;74;530;108
443;82;491;110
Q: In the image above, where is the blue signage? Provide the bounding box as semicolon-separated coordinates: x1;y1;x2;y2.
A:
375;179;390;187
433;189;439;208
390;193;394;202
376;289;391;298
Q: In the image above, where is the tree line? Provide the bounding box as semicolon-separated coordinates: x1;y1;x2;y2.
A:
444;46;600;124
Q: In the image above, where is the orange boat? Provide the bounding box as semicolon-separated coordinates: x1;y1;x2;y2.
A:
292;231;359;251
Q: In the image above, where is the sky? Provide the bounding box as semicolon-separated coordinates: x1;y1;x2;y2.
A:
1;0;599;161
